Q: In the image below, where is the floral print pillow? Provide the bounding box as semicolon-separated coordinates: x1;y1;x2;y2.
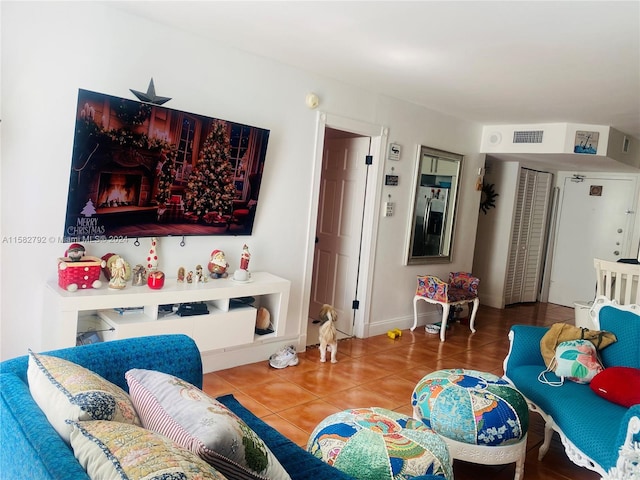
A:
554;339;604;384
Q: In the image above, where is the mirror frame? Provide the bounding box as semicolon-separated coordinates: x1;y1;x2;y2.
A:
405;145;463;265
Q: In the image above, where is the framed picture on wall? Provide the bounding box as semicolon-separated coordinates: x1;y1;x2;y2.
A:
574;130;599;155
63;89;270;241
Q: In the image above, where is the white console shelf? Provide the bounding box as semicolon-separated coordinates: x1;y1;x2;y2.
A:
43;272;291;368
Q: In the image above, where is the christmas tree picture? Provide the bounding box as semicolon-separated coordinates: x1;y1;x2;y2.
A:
184;120;236;222
64;90;269;238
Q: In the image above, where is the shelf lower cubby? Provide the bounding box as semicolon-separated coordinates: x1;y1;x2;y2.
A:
98;309;192;339
96;301;258;347
192;305;256;351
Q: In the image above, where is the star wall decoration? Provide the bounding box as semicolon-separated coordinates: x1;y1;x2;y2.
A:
130;78;172;105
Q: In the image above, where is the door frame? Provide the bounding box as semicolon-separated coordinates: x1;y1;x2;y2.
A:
300;112;387;345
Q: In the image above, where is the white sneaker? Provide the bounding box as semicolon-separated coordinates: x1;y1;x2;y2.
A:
269;345;299;369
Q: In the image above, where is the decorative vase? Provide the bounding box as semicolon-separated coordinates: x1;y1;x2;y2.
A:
147;237;159;271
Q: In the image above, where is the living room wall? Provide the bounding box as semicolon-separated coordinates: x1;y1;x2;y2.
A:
0;2;483;361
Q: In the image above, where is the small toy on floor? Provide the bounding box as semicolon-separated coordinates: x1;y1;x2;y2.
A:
387;329;403;340
318;304;338;363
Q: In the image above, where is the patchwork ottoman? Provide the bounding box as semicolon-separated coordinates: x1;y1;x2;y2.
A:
307;407;452;480
411;369;529;480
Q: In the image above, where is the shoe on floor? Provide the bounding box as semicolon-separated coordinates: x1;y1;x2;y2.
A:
269;345;299;369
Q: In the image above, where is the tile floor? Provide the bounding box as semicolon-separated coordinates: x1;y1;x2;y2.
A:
203;302;601;480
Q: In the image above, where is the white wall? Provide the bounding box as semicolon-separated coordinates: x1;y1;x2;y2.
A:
369;97;483;331
472;159;520;308
0;2;482;360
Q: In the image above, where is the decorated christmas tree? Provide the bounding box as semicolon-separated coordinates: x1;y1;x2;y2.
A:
154;145;178;205
185;120;235;221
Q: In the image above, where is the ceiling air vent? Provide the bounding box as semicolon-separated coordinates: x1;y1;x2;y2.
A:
513;130;544;144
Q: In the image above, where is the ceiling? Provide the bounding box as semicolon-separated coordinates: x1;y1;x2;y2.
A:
111;1;640;172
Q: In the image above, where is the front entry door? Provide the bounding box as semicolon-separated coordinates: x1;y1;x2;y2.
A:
548;175;637;306
308;135;371;337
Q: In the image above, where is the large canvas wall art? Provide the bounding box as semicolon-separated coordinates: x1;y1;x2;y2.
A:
64;89;270;241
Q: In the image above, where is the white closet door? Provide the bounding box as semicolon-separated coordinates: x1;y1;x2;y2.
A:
505;169;552;305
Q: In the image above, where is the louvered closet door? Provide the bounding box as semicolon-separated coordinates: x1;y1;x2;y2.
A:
505;168;552;305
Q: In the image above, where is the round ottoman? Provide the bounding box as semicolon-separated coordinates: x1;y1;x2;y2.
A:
411;369;529;480
307;407;453;480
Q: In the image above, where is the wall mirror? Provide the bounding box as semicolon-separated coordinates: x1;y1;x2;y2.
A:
406;145;462;264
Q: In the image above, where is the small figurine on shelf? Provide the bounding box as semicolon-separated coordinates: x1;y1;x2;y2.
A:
195;264;207;284
132;264;147;286
177;267;186;283
102;254;132;282
240;244;251;270
233;244;251;282
109;257;128;290
208;249;229;279
187;271;194;283
66;243;86;262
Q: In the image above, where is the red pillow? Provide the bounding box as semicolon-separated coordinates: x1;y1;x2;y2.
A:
590;367;640;408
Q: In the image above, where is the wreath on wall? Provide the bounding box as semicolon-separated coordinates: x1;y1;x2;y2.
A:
480;183;499;214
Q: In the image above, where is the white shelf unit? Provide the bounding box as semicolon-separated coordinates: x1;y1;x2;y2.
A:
43;272;291;359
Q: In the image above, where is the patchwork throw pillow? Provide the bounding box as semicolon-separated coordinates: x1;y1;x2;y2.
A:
590;367;640;408
27;351;140;443
125;368;291;480
67;420;227;480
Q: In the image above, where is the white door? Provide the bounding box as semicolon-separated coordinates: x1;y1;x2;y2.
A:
548;176;637;307
309;135;371;337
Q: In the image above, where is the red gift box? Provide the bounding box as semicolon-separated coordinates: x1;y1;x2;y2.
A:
58;256;102;290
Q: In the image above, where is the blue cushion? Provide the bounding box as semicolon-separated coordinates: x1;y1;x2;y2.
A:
0;373;89;480
0;334;203;391
598;306;640;368
508;364;627;470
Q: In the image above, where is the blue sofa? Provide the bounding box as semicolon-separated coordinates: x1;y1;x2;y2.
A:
0;334;361;480
503;298;640;476
1;334;445;480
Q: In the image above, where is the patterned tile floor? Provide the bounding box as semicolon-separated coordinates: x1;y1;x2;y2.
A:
203;303;600;480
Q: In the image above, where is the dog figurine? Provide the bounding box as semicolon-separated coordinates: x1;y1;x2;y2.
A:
318;304;338;363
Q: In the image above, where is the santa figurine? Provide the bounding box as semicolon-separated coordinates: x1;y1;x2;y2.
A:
208;249;229;279
66;243;86;262
240;244;251;271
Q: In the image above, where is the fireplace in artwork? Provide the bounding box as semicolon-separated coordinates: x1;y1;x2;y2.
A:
97;173;142;208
